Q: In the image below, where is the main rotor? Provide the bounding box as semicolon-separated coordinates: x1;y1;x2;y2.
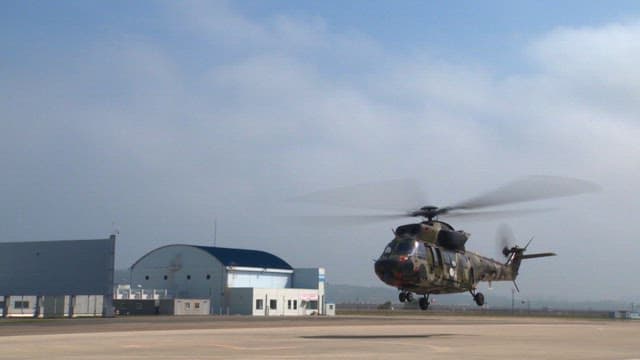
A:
292;175;600;225
409;206;442;221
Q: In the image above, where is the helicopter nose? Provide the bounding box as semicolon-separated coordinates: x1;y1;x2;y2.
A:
374;258;413;281
374;259;394;284
374;259;389;276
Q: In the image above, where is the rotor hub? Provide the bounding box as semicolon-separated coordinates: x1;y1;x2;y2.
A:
410;206;444;221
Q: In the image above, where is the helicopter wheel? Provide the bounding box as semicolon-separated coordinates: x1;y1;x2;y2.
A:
405;292;414;302
419;295;430;310
473;292;485;306
398;292;407;303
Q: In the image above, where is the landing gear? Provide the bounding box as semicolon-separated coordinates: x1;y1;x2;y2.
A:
470;290;485;306
398;291;414;303
418;295;430;310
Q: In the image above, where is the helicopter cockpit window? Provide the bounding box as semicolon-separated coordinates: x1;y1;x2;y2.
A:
392;238;417;255
381;238;417;257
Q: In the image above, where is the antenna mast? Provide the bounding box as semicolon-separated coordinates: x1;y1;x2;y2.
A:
213;218;217;247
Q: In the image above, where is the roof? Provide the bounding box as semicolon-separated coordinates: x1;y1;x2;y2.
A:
194;246;293;270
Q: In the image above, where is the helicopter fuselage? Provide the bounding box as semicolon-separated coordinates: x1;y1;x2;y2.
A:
374;221;518;295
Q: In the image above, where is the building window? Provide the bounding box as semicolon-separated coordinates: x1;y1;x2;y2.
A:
287;300;292;310
308;300;318;310
206;274;211;280
14;301;29;309
195;302;200;309
164;275;168;280
185;302;191;309
145;275;149;280
270;299;277;310
293;300;297;310
186;275;191;280
256;299;263;310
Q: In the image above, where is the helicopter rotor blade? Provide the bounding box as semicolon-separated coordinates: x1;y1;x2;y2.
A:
285;213;411;227
441;208;555;222
290;178;427;212
441;175;600;214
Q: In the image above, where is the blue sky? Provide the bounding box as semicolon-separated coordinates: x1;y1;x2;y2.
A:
2;1;640;301
5;1;640;72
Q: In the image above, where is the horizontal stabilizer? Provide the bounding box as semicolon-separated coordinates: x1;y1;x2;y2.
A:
521;252;556;259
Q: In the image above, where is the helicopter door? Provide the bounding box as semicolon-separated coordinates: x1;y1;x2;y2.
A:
456;254;466;284
426;245;435;275
433;247;444;279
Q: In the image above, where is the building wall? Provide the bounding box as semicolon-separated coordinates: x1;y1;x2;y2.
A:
73;295;104;317
0;237;115;295
251;288;322;316
131;245;226;311
2;295;103;318
5;295;38;317
226;288;254;315
173;299;210;315
293;268;325;314
131;245;299;315
0;237;115;316
115;299;159;315
227;269;291;288
41;296;66;317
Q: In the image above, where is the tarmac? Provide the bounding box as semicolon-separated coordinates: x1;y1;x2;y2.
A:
0;314;639;359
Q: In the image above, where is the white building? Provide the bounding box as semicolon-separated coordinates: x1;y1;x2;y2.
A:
130;245;325;316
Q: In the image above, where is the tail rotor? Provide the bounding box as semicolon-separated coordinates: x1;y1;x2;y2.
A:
497;224;517;259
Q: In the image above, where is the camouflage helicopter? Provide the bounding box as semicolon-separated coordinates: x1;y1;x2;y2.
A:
296;176;599;310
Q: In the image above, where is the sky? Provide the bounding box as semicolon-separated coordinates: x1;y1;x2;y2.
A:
2;1;640;302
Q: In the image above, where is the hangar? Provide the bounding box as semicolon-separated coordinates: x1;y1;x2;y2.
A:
129;245;325;316
0;235;115;318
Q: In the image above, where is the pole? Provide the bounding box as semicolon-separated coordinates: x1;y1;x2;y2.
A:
214;218;217;247
511;288;515;315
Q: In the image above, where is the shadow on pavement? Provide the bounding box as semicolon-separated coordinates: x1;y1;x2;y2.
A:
301;333;456;339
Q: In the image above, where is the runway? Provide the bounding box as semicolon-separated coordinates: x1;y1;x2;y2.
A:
0;315;638;359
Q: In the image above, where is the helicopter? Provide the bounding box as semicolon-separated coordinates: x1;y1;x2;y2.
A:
295;176;599;310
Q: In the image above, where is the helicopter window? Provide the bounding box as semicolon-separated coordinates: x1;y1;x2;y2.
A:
416;243;427;259
380;241;394;257
426;246;435;269
382;238;416;256
434;248;443;267
394;238;416;255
